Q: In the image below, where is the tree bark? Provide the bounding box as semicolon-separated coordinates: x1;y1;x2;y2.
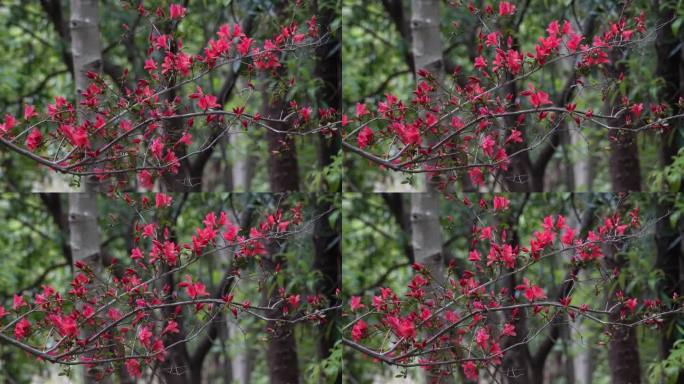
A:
382;193;414;264
607;316;642;384
655;0;684;171
68;1;108;382
40;194;73;266
608;116;641;192
262;8;300;195
409;0;443;193
264;91;300;192
605;236;642;384
312;197;341;363
607;50;641;192
500;229;534;384
232;139;257;191
409;2;455;382
654;198;683;361
261;191;299;382
67;193;101;268
314;0;342;192
67;193;104;383
69;0;102;191
602;47;643;383
410;193;457;384
230;321;257;384
263;245;301;384
159;270;193;384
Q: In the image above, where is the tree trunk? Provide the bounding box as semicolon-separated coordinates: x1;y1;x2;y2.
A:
573;313;596;384
501;267;534;384
409;2;456;382
262;249;300;384
262;198;299;383
570;126;591;190
655;199;683;361
655;0;684;171
232;157;256;190
67;193;105;383
410;0;445;192
608;116;641;192
159;267;193;383
410;0;442;83
605;244;642;384
312;197;341;361
607;50;641;192
608;317;642;384
230;322;257;384
410;193;444;282
382;193;414;263
501;71;534;192
314;0;341;192
410;193;452;384
69;1;108;382
70;0;101;191
602;48;643;384
264;84;300;191
67;193;102;270
312;2;341;361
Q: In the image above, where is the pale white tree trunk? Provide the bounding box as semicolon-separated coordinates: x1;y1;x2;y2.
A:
232;144;257;191
410;193;445;282
68;193;101;265
572;318;594;384
69;1;105;383
410;0;444;194
409;0;446;270
409;3;454;383
69;0;102;194
68;0;103;261
411;0;443;81
229;322;256;384
570;126;590;191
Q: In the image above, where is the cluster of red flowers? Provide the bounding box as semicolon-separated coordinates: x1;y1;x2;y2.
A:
344;196;655;380
0;193;318;380
343;2;661;191
0;2;330;190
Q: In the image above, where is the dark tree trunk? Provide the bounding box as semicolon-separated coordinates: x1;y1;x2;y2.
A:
312;197;341;361
260;4;301;380
501;273;535;384
265;317;300;384
605;234;642;384
607;316;642;384
655;199;683;361
40;193;73;266
608;117;641;192
313;0;341;191
381;0;414;75
160;66;199;192
381;193;414;263
607;50;641;192
161;113;198;192
264;91;300;191
604;48;643;382
263;240;301;384
501;75;535;192
160;270;193;384
655;1;684;171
